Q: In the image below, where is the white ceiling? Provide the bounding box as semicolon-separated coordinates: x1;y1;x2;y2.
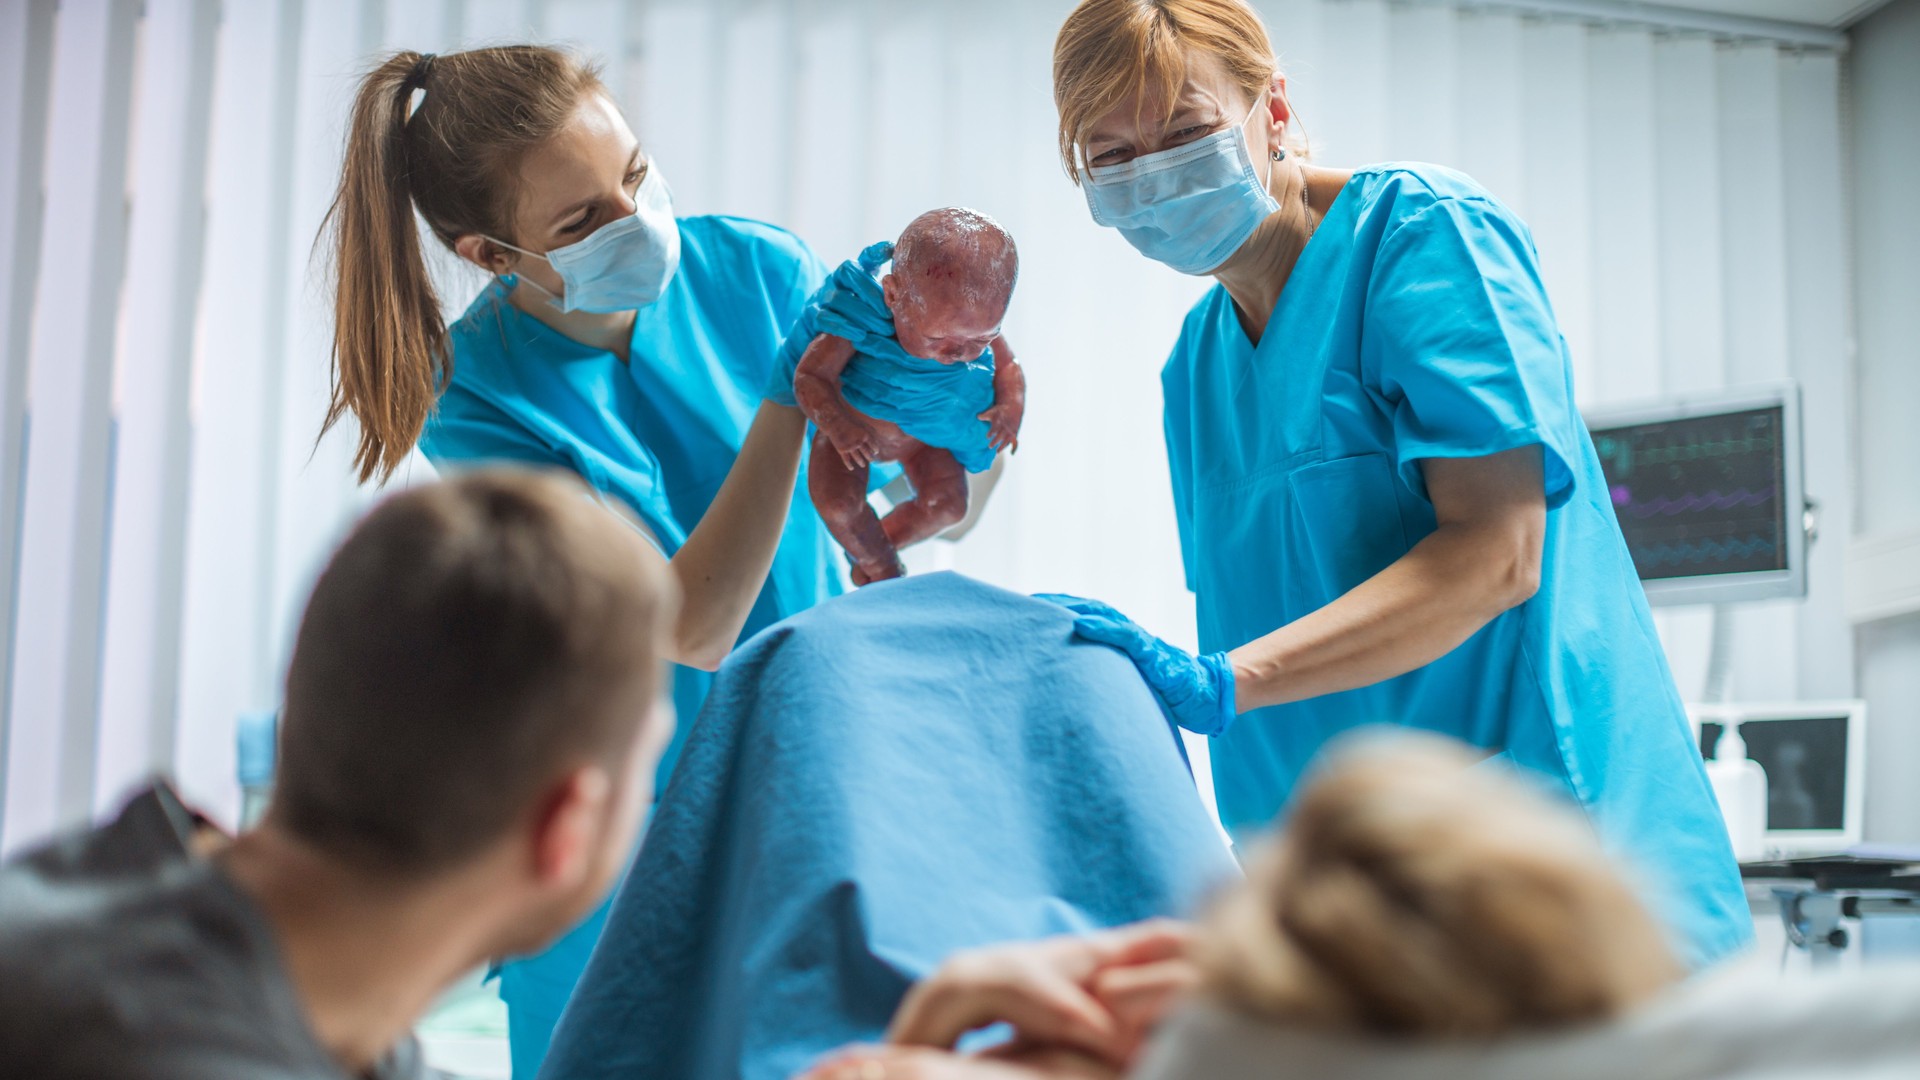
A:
1651;0;1893;27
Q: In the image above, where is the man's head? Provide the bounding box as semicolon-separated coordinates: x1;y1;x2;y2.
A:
269;469;676;952
882;207;1018;365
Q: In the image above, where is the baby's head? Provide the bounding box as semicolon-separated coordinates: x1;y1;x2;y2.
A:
1199;732;1681;1038
882;208;1018;364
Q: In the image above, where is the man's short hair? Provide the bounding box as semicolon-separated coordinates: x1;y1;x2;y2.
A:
272;469;673;876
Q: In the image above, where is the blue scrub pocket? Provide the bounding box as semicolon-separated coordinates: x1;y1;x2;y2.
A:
1287;453;1412;602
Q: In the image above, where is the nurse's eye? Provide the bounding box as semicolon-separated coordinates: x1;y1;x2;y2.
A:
1167;124;1208;144
625;164;646;187
1088;146;1129;165
560;210;593;235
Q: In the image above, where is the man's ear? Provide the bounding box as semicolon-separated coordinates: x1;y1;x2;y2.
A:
527;765;614;888
454;233;513;274
880;272;899;309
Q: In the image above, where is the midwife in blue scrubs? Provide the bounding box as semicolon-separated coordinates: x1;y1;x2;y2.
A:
318;46;867;1075
1049;0;1749;967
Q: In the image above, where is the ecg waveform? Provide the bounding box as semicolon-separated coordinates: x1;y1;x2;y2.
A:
1590;405;1788;582
1621;486;1775;519
1635;536;1779;569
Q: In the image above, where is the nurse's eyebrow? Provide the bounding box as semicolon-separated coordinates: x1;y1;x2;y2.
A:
547;147;643;227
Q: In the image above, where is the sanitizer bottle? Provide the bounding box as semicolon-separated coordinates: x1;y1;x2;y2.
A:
1706;722;1769;863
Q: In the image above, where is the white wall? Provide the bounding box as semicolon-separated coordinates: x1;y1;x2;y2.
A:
0;0;1861;849
1848;0;1920;843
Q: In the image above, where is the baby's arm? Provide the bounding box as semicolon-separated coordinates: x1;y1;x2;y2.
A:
978;335;1025;454
793;332;882;469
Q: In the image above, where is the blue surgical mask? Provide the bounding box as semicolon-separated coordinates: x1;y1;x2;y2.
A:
491;162;680;312
1083;98;1280;276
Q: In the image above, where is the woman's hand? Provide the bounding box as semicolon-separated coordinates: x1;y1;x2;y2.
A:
1036;596;1236;738
796;922;1195;1080
801;1044;1117;1080
795;922;1196;1080
894;921;1193;1060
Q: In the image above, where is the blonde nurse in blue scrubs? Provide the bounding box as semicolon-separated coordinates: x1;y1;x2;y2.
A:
1045;0;1752;970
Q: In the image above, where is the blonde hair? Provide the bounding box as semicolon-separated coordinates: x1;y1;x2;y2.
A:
1199;732;1683;1037
319;47;608;484
1052;0;1287;182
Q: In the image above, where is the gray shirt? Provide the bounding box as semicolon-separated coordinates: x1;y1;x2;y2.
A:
0;783;433;1080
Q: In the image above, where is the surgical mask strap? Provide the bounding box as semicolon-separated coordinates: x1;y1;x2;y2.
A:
1243;92;1278;178
483;234;550;270
480;236;565;309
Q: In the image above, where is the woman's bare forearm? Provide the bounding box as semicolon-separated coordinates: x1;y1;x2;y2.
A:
1229;522;1538;710
666;401;808;670
1230;448;1548;712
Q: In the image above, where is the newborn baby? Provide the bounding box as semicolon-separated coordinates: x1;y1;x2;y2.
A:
771;208;1025;585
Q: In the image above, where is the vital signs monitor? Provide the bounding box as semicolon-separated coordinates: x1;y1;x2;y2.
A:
1585;382;1806;606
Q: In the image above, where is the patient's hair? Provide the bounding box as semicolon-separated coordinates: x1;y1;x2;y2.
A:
272;469;673;878
891;207;1019;312
1199;732;1682;1037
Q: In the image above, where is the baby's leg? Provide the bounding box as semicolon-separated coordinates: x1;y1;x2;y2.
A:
808;430;905;585
881;442;971;550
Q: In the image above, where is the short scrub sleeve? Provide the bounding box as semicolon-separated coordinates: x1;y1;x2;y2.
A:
424;385;673;556
422;385;570;475
1360;197;1580;509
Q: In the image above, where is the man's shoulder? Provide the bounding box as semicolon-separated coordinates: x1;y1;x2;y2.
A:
0;785;377;1080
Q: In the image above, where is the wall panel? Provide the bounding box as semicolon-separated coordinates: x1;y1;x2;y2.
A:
0;0;57;837
173;0;305;823
1584;29;1660;406
93;0;219;816
1;0;140;852
1520;20;1594;395
1779;52;1852;702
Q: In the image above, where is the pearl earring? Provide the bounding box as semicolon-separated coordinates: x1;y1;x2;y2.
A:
1271;147;1286;161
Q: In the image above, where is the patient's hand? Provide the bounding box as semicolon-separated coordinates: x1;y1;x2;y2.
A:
801;1045;1117;1080
796;921;1197;1080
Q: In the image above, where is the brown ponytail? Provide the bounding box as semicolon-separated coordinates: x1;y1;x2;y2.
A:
1198;733;1682;1037
320;46;606;484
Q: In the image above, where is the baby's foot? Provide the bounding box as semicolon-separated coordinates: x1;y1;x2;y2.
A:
851;557;907;587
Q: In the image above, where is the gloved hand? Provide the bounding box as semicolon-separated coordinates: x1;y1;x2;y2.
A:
1036;595;1237;737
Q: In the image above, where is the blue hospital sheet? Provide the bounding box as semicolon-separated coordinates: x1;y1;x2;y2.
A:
537;572;1238;1080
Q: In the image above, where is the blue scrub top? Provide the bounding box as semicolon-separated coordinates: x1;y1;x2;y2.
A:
1162;164;1750;967
423;214;843;781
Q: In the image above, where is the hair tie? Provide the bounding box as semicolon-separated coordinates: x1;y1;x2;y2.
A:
401;53;435;123
403;53;436;93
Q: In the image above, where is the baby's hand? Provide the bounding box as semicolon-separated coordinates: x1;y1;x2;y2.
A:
823;412;883;470
979;399;1024;455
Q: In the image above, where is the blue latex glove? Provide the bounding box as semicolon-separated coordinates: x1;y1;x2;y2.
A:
1037;594;1237;737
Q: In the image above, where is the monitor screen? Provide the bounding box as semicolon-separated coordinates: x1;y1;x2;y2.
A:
1591;405;1790;582
1700;716;1851;833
